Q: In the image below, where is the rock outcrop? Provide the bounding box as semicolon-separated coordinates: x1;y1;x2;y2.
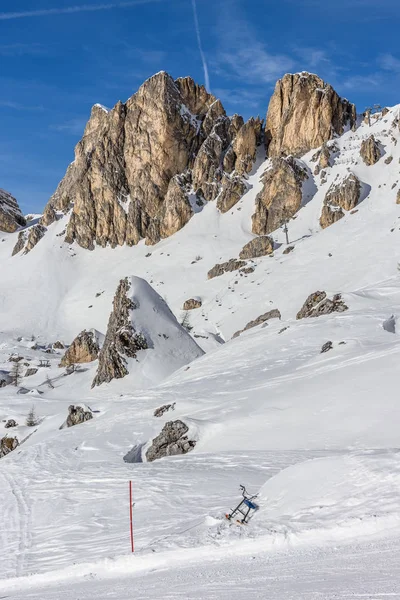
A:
265;72;356;158
0;189;26;233
5;419;18;428
216;175;247;213
239;236;274;259
145;420;196;462
59;330;100;367
360;135;381;165
12;231;27;256
92;279;147;385
320;173;361;229
233;309;281;338
43;73;257;251
61;404;93;429
208;259;247;279
183;298;202;310
296;291;348;319
23;224;46;254
0;436;19;458
92;276;203;387
252;157;306;235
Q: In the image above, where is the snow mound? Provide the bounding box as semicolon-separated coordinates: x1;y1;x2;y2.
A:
93;276;204;389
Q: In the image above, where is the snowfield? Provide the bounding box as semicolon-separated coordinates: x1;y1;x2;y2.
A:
1;106;400;598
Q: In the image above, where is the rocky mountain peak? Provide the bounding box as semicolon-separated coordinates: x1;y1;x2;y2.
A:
265;72;356;158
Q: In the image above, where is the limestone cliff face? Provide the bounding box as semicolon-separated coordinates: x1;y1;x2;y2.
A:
265;72;356;158
0;188;26;233
252;157;307;235
44;72;258;250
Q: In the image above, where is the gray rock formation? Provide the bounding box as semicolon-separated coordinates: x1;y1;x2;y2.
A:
5;419;18;428
216;175;247;213
183;298;202;310
154;403;176;417
25;368;38;377
23;224;46;254
360;135;381;165
0;436;19;458
233;309;281;338
320;173;361;229
0;188;26;233
59;330;100;367
252;157;306;235
296;291;348;319
42;73;257;251
145;420;196;462
12;231;27;256
239;236;274;259
92;278;148;386
321;341;333;353
207;259;247;279
61;405;93;429
265;72;356;157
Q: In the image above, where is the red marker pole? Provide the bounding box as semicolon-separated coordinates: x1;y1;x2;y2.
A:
129;480;134;553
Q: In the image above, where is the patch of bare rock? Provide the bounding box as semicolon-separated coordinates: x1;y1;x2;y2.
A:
208;259;247;279
183;298;202;310
145;420;196;462
233;309;281;338
60;405;93;429
296;291;348;319
360;135;381;166
320;173;361;229
0;436;19;458
60;330;100;367
239;236;274;259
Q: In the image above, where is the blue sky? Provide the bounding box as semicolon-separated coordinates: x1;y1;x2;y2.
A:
0;0;399;214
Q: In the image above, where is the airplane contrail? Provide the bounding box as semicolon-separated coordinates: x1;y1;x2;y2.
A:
0;0;163;20
191;0;210;91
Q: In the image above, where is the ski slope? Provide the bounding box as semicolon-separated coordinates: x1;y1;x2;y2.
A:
1;105;400;598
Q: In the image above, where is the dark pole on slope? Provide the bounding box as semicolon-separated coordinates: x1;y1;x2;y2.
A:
283;217;289;245
129;481;135;553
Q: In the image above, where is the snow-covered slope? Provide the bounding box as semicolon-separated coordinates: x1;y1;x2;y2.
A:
1;104;400;597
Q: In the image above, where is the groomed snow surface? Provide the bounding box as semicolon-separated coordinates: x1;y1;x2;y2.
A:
1;107;400;597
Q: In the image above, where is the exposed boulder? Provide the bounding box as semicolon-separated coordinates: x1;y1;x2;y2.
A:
145;420;196;462
60;404;93;429
360;135;381;165
25;368;38;377
5;419;18;428
154;403;176;417
252;157;305;235
92;277;203;387
233;309;281;338
208;259;247;279
216;175;247;213
12;231;27;256
296;291;348;319
0;436;19;458
321;341;333;353
0;188;26;233
397;190;400;205
59;330;100;367
239;236;274;259
320;205;344;229
265;72;356;157
53;341;65;350
320;173;361;229
183;298;202;310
